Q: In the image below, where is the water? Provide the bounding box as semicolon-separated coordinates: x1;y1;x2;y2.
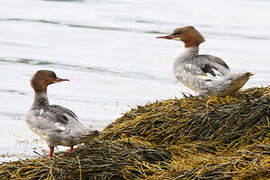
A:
0;0;269;161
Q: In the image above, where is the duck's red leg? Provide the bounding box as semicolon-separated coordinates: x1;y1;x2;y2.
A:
70;146;73;152
49;146;54;158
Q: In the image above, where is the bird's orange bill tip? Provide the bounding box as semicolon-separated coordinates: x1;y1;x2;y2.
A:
156;35;174;39
55;78;70;82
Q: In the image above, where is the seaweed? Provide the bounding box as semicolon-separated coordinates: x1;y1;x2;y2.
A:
1;87;270;179
0;140;170;180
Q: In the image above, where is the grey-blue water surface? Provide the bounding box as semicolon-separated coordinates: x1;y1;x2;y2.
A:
0;0;269;161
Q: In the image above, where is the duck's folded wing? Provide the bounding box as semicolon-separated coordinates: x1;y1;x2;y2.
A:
26;111;64;135
184;55;231;80
28;105;78;131
49;105;79;122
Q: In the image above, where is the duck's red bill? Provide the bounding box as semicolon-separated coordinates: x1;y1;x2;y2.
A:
156;35;174;39
55;78;69;82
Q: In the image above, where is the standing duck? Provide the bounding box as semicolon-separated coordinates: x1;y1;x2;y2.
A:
157;26;254;97
26;70;99;158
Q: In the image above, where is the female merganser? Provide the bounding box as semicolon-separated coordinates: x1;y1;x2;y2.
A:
157;26;254;97
26;70;99;158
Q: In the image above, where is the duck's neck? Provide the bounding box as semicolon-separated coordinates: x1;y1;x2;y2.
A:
174;46;199;62
32;92;49;108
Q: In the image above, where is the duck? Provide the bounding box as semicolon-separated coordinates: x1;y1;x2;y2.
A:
157;26;254;97
26;70;99;158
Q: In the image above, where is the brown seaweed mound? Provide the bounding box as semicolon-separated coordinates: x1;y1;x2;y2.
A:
0;140;170;180
104;87;270;149
103;87;270;179
0;87;270;179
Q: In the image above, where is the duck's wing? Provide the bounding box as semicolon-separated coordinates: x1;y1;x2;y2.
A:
27;105;78;132
48;105;99;144
184;55;231;80
50;105;78;121
26;104;94;146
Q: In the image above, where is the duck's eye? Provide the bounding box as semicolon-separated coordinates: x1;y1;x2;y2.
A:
174;32;182;35
51;72;57;78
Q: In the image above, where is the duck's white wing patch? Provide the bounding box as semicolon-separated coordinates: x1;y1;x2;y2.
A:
39;109;44;116
212;68;223;77
197;74;214;80
54;122;66;131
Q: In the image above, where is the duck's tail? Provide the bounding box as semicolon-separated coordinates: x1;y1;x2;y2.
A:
200;72;254;97
80;130;101;143
63;130;101;146
229;72;254;89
